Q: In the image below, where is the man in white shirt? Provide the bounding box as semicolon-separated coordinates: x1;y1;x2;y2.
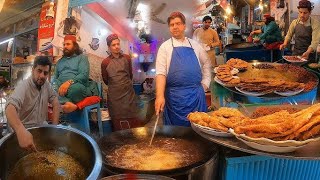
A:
155;11;211;126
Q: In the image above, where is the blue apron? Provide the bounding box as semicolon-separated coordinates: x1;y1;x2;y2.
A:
163;38;207;126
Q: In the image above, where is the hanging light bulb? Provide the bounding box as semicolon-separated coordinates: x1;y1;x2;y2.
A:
226;6;232;15
259;0;263;10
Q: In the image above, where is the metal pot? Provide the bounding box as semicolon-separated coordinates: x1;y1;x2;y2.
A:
0;125;102;180
98;126;219;180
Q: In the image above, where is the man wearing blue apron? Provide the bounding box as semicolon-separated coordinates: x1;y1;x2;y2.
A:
280;0;320;62
155;12;211;126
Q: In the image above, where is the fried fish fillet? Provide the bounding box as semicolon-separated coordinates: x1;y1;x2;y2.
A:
208;116;228;132
211;107;245;118
298;123;320;141
241;104;320;139
187;112;210;123
285;115;320;140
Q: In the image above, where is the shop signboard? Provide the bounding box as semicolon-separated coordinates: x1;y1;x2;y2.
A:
37;2;57;56
69;0;103;8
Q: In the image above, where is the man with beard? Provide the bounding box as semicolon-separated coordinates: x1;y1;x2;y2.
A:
5;56;60;151
250;14;282;45
53;35;90;113
193;15;220;67
101;34;142;131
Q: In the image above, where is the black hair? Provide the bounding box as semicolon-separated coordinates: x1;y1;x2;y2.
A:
33;56;52;71
73;42;83;55
298;0;314;12
203;16;212;22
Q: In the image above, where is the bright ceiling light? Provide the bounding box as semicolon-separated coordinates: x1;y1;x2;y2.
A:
108;0;115;3
259;4;263;10
132;53;138;58
137;3;149;12
137;21;145;30
99;29;108;36
0;0;4;13
226;7;232;15
130;22;136;28
0;38;14;45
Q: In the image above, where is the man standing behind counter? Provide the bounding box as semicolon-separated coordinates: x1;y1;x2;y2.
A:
5;56;60;151
53;35;90;113
101;34;142;131
280;0;320;61
155;12;211;126
193;15;220;67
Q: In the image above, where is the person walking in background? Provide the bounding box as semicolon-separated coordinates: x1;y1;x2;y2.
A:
193;15;220;67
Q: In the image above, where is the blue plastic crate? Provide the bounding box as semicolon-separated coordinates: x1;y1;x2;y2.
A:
222;155;320;180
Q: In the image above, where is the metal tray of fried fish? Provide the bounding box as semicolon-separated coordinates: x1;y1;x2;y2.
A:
219;62;319;98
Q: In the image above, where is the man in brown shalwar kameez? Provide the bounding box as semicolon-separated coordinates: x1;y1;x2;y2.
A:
101;34;142;131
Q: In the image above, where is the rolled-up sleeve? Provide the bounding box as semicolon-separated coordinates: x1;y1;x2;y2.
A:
198;46;211;88
310;19;320;51
284;20;297;43
5;83;26;112
156;44;167;76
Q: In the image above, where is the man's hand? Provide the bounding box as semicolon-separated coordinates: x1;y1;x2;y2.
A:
16;127;37;151
58;81;71;96
253;38;260;43
301;51;311;60
202;83;209;92
279;43;287;50
155;96;165;115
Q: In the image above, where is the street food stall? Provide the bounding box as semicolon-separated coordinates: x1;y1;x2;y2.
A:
201;52;320;179
1;0;320;180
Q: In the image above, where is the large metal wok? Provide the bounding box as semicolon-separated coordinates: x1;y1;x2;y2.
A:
98;126;219;180
225;42;262;50
0;125;102;180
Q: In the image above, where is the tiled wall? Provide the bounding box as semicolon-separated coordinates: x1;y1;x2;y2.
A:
87;53;108;98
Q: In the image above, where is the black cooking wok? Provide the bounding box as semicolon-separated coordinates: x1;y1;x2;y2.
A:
98;126;218;177
225;42;263;50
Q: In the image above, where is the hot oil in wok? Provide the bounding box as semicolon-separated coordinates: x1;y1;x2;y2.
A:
8;150;86;180
238;65;298;82
106;137;205;171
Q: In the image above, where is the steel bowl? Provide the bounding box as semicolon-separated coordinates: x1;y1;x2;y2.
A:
0;125;102;180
